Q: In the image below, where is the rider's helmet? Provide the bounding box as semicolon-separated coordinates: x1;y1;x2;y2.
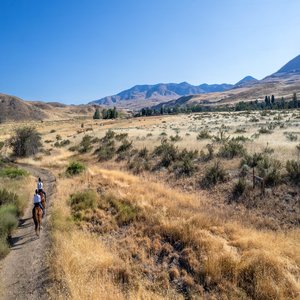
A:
38;177;42;182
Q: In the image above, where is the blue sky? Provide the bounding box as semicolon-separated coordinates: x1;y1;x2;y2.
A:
0;0;299;104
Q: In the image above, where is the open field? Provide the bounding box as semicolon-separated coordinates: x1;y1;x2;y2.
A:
0;110;300;299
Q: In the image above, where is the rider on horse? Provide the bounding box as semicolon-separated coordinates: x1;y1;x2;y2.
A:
37;177;46;200
33;189;45;218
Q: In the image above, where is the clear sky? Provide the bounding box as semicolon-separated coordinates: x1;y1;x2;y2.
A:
0;0;299;104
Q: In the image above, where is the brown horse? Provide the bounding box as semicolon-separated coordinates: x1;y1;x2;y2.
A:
33;205;42;236
39;191;46;210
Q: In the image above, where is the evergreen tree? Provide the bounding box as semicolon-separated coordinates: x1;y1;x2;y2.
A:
160;105;164;115
271;95;275;105
93;108;101;119
102;109;108;119
112;106;118;118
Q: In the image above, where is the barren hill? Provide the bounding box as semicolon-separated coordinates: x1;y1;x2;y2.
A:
0;93;47;122
0;93;99;122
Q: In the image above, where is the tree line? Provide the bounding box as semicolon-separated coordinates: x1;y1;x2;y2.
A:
93;107;118;119
136;93;300;117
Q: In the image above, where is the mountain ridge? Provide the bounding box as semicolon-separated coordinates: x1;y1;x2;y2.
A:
90;81;237;106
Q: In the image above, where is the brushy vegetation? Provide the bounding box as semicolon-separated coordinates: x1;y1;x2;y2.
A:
0;166;28;179
9;126;42;157
54;139;71;148
0;188;22;258
197;129;211;140
66;161;86;176
95;130;116;161
0;204;18;258
153;139;178;168
286;160;300;184
69;190;98;220
203;161;227;186
173;149;198;177
78;135;93;153
232;178;248;199
218;140;246;159
257;156;282;186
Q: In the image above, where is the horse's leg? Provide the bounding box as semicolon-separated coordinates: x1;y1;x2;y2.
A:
33;208;38;236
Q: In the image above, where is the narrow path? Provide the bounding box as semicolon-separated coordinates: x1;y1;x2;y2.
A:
0;165;56;300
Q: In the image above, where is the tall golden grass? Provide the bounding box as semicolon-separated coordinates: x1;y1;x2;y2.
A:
49;166;300;299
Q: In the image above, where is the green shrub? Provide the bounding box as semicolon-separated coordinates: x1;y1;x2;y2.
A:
116;139;133;160
0;167;28;179
235;128;246;133
109;197;142;226
9;126;42;157
173;149;198;177
213;127;230;143
286;160;300;184
115;133;128;141
257;157;281;186
68;145;79;152
50;129;56;133
138;147;149;158
203;161;227;186
258;127;272;134
0;188;19;207
233;178;247;199
169;134;182;142
128;155;150;174
285;132;298;142
69;190;98;219
54;139;71;148
200;144;215;161
66;161;85;176
79;135;93;153
153;139;178;168
0;236;9;259
95;130;116;161
231;136;249;143
218;140;246;159
249;116;259;122
197;130;211;140
0;204;18;238
0;141;4;150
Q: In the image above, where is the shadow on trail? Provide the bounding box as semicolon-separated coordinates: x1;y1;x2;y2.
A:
18;218;32;229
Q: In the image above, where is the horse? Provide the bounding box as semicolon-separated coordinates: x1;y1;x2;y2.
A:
32;205;43;236
39;191;46;210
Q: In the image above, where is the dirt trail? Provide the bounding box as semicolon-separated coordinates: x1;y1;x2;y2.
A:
0;165;56;300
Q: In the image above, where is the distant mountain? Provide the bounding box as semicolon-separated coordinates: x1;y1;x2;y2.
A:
199;83;233;93
90;82;233;107
234;76;258;87
273;54;300;75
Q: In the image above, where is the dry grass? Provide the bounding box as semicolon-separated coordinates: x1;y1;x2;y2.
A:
49;165;300;299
